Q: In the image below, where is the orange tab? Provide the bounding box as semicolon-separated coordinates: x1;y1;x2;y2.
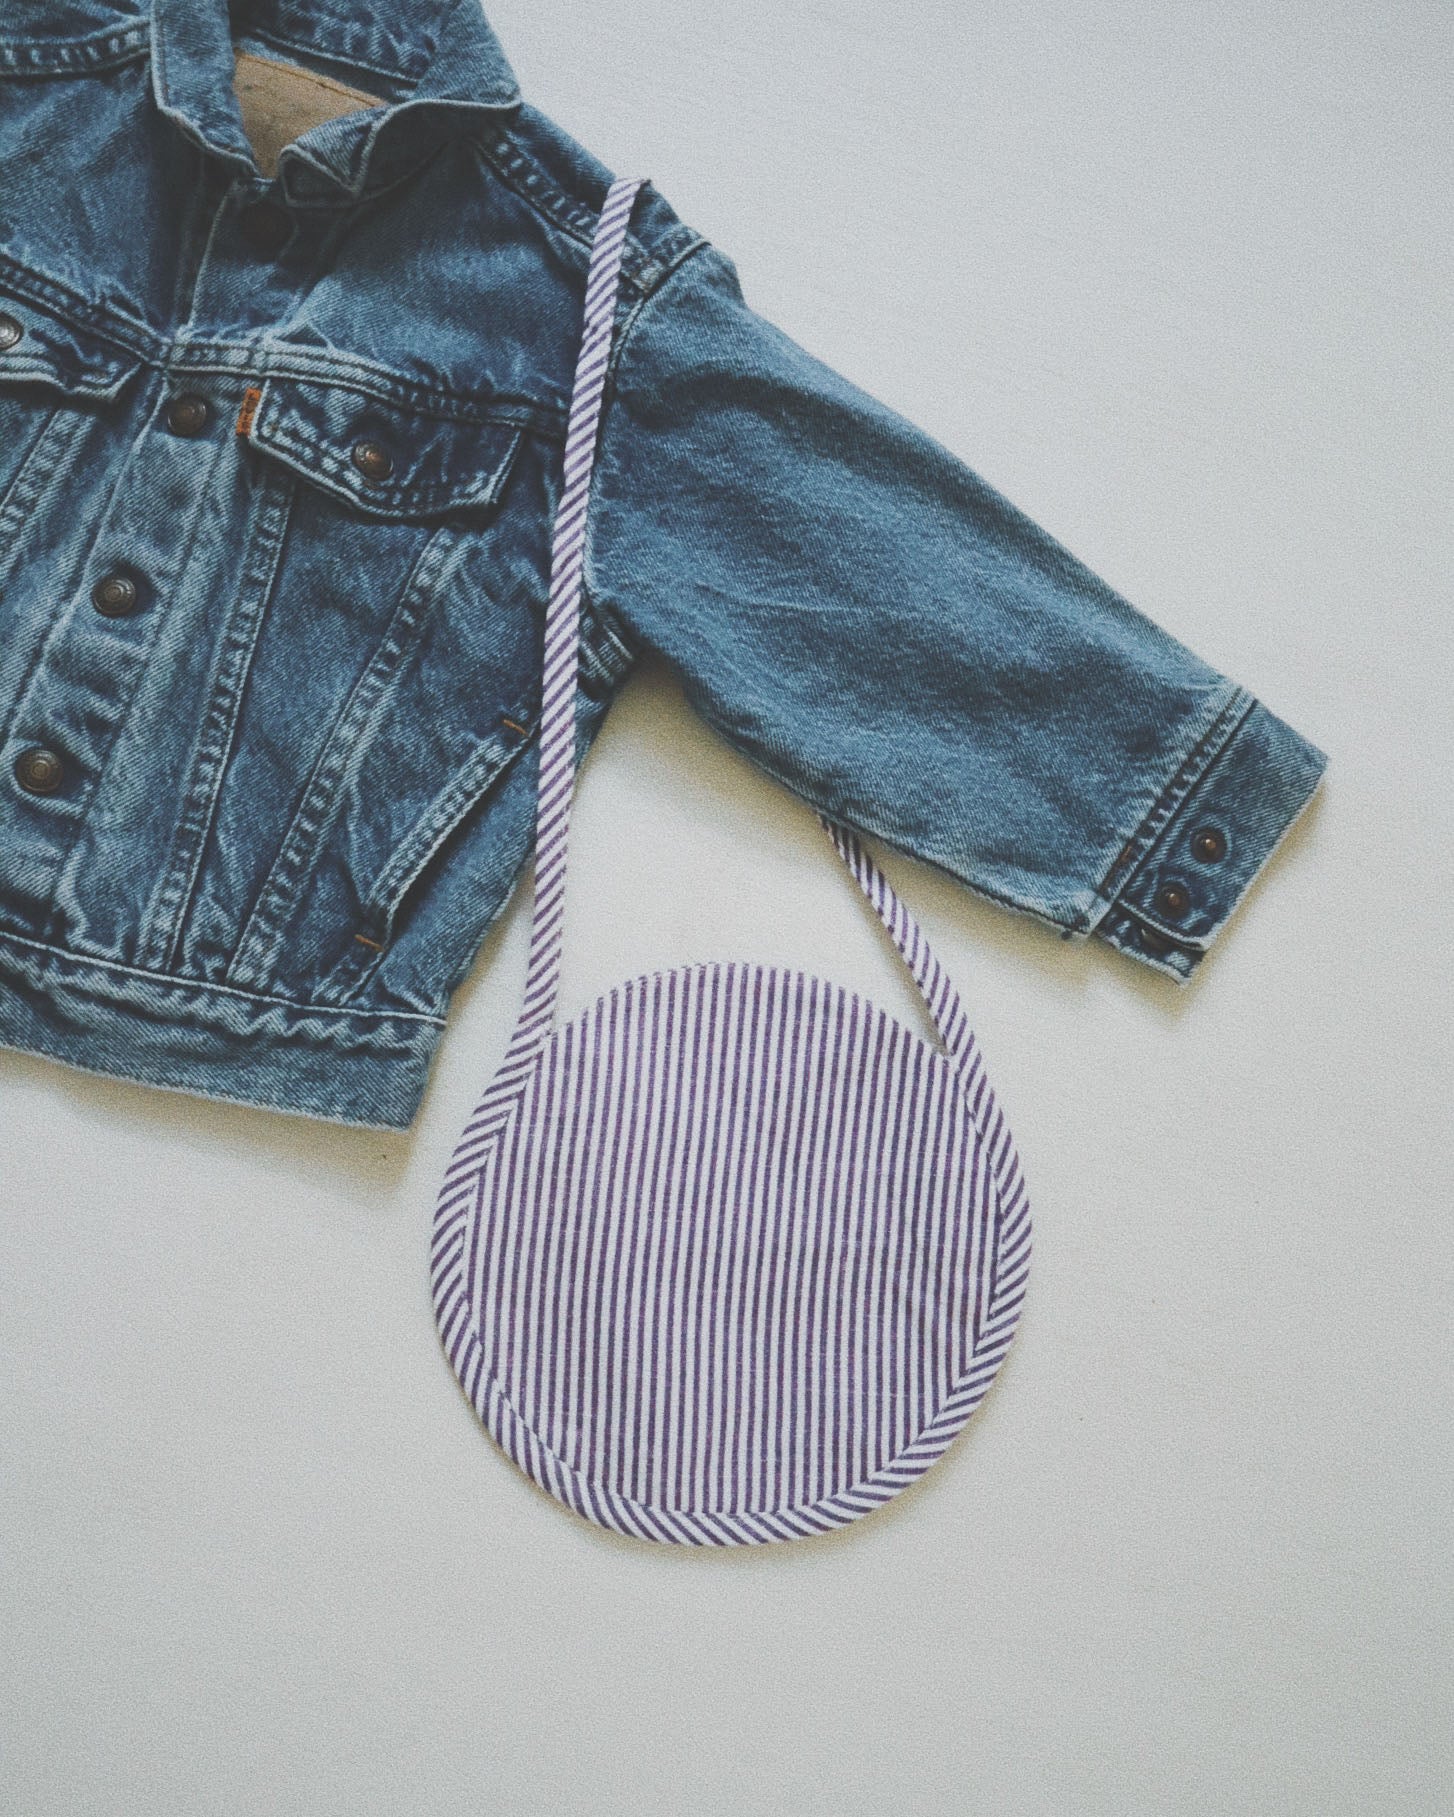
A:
235;385;263;436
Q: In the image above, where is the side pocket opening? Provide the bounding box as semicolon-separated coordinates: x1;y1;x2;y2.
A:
316;712;538;1007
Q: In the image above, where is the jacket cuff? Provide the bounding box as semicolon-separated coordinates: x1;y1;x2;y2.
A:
1089;689;1329;982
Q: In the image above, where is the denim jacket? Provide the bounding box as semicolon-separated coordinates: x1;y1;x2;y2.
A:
0;0;1329;1128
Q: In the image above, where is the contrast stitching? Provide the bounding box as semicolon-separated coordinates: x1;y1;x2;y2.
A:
249;408;523;515
0;23;148;77
1091;684;1254;912
0;927;444;1025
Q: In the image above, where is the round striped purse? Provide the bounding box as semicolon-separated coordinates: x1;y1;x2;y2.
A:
432;177;1031;1545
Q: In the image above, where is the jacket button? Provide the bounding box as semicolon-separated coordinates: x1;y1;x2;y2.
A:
164;393;211;436
1138;923;1174;957
1191;825;1227;863
1155;881;1191;918
350;438;394;482
15;747;65;795
238;199;292;256
0;313;22;350
92;572;142;618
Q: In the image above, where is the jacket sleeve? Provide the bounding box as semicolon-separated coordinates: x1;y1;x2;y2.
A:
586;240;1328;982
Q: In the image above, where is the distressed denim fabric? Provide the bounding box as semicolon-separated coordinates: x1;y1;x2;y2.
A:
0;0;1328;1129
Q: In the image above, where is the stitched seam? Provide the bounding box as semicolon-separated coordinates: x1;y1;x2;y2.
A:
43;326;567;432
0;927;444;1025
250;405;523;514
466;1146;1015;1530
367;729;530;918
0;404;63;566
324;724;536;1005
470;127;703;300
226;520;462;988
0;410;51;521
0;253;158;364
1090;682;1253;916
576;239;712;669
241;24;425;94
143;472;298;972
0;23;148;76
178;354;563;430
70;419;239;916
0;416;92;758
472;130;642;285
603;235;714;384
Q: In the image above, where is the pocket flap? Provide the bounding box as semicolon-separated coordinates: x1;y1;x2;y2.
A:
242;375;526;520
0;285;145;401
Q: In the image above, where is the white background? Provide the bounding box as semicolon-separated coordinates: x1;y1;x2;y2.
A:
3;2;1450;1812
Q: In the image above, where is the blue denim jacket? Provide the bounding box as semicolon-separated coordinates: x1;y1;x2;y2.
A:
0;0;1328;1128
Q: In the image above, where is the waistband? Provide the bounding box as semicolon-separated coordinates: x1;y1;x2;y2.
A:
0;928;440;1128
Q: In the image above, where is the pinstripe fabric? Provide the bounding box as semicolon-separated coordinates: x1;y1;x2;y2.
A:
434;177;1031;1544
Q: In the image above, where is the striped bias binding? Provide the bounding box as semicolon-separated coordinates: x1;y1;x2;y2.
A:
432;176;1031;1544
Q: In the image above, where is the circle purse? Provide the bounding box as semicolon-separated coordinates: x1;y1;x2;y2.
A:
431;177;1031;1545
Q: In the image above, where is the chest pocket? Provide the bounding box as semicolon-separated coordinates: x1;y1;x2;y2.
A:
222;371;545;997
239;373;526;520
0;278;146;521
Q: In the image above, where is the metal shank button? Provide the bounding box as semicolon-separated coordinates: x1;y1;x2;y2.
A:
15;747;65;795
1191;825;1227;863
164;393;210;436
0;313;23;350
350;438;394;483
92;572;141;618
1155;881;1192;919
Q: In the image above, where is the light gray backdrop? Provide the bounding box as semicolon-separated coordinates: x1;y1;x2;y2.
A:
2;2;1450;1813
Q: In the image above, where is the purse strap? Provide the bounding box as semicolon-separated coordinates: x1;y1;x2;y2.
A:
482;175;996;1126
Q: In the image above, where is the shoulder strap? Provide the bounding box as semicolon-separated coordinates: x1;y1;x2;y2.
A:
487;175;993;1117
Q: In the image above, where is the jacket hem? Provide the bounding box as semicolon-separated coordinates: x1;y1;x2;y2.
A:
0;930;440;1128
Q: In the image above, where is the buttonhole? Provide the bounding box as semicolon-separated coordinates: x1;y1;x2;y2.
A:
501;716;528;736
353;932;386;952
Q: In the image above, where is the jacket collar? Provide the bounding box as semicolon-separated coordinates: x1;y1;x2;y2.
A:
150;0;520;202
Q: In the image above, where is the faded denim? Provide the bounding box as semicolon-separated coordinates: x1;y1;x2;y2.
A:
0;0;1329;1127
